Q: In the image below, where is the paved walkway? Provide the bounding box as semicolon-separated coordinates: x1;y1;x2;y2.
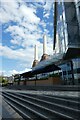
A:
2;99;23;119
0;87;23;119
0;94;2;120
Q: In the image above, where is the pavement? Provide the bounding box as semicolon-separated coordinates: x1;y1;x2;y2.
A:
2;99;23;120
0;93;2;120
0;87;23;120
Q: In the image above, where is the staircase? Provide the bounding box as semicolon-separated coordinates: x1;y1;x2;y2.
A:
2;91;80;120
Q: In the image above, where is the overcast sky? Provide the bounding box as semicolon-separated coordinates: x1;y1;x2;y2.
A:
0;0;55;76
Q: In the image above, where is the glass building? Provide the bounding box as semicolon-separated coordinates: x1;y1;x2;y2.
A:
55;1;80;85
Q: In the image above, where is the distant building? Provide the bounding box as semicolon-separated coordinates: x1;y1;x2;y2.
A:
8;75;14;84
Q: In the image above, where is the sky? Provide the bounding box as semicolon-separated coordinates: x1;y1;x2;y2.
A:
0;0;55;76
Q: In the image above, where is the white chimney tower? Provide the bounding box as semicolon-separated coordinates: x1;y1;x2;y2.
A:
40;34;49;61
34;45;38;60
55;33;60;53
43;34;47;54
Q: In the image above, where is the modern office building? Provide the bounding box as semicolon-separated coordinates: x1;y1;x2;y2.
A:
54;1;80;85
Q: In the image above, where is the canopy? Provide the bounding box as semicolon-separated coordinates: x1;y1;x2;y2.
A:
21;62;61;78
20;71;33;78
32;63;60;74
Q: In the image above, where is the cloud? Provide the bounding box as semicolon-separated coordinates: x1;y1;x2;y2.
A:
6;25;25;37
43;1;53;15
0;45;26;59
0;0;21;23
11;39;21;45
0;0;40;24
5;25;42;48
19;4;40;24
43;1;53;11
9;68;32;75
9;70;19;75
0;68;32;76
0;1;54;76
44;13;50;18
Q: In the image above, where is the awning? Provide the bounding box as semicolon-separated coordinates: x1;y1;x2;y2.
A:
20;71;33;78
32;53;63;71
20;63;61;78
32;63;61;74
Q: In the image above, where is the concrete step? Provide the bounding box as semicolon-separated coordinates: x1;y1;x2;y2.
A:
3;91;80;120
17;92;80;110
2;98;24;119
4;85;80;91
3;93;47;120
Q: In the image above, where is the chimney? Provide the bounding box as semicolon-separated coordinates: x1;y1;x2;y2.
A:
34;45;38;60
40;34;49;61
43;34;47;54
32;45;38;67
55;33;61;53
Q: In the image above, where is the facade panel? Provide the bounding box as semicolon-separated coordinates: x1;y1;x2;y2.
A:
64;2;80;48
56;2;80;54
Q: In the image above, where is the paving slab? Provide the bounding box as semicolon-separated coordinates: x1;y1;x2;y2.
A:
2;97;23;119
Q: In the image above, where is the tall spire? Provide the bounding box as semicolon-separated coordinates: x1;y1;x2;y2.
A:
43;34;47;54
